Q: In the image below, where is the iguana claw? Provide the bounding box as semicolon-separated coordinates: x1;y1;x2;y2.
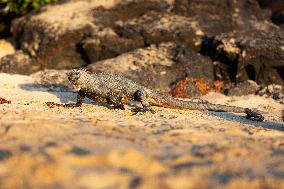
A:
245;108;264;122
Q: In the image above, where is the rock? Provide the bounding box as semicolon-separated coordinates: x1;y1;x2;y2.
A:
184;83;203;98
258;0;284;28
0;51;39;75
173;0;272;35
8;0;170;72
30;69;73;92
31;69;69;86
201;28;284;85
258;84;284;103
258;0;284;12
114;2;269;53
80;28;145;63
1;0;283;88
171;78;225;98
173;0;270;20
80;0;169;63
114;11;207;51
87;43;214;91
271;10;284;28
225;80;260;96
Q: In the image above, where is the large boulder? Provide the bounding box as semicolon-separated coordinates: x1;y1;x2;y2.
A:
112;0;271;54
87;43;214;91
258;0;284;28
0;0;283;87
200;28;284;85
173;0;270;19
4;0;170;72
0;51;38;75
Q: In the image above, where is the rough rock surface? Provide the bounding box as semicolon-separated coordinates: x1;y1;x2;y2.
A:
258;0;284;28
272;11;284;28
113;0;270;54
0;0;283;88
0;72;283;189
258;84;284;103
0;51;39;75
225;80;260;96
201;28;284;85
8;0;171;70
87;43;214;91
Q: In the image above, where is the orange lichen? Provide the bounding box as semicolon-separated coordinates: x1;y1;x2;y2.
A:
171;77;226;98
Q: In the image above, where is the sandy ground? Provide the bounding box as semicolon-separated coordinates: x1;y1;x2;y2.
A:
0;73;283;189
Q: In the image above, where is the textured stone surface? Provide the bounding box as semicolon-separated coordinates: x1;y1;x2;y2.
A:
87;43;214;91
258;0;284;28
225;80;260;96
0;73;283;189
0;0;282;87
0;51;39;75
201;28;284;85
258;84;284;103
9;0;170;71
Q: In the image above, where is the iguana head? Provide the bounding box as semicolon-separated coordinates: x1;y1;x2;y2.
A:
67;69;90;89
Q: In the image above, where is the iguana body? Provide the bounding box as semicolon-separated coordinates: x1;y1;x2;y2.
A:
67;69;264;122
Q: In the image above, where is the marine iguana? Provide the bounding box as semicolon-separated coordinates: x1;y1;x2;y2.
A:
67;69;264;122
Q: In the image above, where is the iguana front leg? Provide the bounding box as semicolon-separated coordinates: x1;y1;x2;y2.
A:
133;90;155;113
107;96;125;110
106;93;125;110
76;90;86;107
245;108;264;122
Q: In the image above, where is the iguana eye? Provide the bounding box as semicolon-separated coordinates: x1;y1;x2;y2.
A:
72;70;80;76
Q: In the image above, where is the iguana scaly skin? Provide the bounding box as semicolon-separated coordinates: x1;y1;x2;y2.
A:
67;69;264;122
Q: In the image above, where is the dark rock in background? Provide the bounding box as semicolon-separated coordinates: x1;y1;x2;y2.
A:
258;0;284;27
184;83;203;98
114;0;270;54
225;80;260;96
30;69;73;92
201;29;284;85
0;0;283;93
173;0;271;20
8;0;169;71
173;0;272;33
87;43;214;91
271;11;284;28
258;84;284;103
80;28;145;63
0;51;39;74
114;11;205;51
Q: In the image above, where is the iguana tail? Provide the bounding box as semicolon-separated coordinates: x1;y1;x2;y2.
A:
147;91;264;121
